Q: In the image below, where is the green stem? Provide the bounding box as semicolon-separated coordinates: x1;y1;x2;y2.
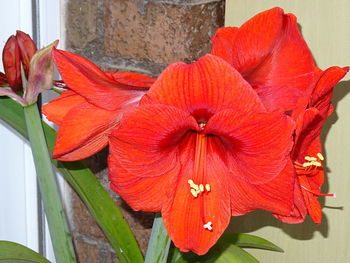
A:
23;103;76;263
145;214;171;263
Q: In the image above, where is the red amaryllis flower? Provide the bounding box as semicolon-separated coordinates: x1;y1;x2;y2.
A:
211;7;318;113
211;7;348;224
42;48;155;161
275;66;348;224
1;31;37;92
108;54;295;254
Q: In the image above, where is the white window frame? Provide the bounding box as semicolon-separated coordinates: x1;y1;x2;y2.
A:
0;0;61;261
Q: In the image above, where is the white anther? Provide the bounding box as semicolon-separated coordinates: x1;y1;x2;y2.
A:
190;189;198;198
205;184;211;191
317;153;325;161
302;162;312;167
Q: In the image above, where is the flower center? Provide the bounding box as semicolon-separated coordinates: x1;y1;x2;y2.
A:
198;121;206;130
295;153;335;198
294;153;324;176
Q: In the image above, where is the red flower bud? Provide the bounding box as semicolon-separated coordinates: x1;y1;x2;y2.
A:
16;30;37;78
2;35;22;92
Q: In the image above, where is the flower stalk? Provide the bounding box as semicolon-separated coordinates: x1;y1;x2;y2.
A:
23;102;76;263
144;214;171;263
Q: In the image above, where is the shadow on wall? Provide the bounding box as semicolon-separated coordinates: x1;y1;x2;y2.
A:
227;79;350;241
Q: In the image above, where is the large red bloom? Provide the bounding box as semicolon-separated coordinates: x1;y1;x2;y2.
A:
211;7;348;224
42;48;155;161
275;66;348;224
108;55;295;255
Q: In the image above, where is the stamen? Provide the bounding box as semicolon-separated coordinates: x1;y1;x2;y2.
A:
198;122;206;129
205;184;211;191
302;161;322;167
312;161;322;167
203;221;213;231
190;189;198;198
302;162;313;167
188;179;208;196
305;156;312;161
317;153;324;161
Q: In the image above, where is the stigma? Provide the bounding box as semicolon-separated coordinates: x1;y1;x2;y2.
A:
203;221;213;231
301;185;336;198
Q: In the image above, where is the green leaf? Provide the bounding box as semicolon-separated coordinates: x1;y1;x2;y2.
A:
173;243;260;263
203;245;260;263
221;233;284;252
171;232;283;263
0;241;51;263
144;214;171;263
0;97;143;263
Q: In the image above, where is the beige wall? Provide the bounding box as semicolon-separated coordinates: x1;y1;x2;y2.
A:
225;1;350;262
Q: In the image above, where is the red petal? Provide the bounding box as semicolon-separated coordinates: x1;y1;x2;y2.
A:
211;7;284;73
205;109;295;184
109;104;198;178
105;72;155;88
310;66;349;116
211;8;316;111
293;108;323;164
298;176;322;224
162;133;231;255
142;54;265;116
53;102;120;161
273;179;307;224
108;155;180;211
52;48;147;110
2;35;22;92
228;159;295;216
42;91;86;125
15;30;37;77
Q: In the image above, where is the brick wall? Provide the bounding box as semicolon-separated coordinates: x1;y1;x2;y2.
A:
62;0;225;262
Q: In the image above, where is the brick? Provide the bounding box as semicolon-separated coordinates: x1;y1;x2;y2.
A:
117;199;154;255
103;0;224;64
74;235;119;263
65;0;99;49
74;236;101;263
70;188;108;241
